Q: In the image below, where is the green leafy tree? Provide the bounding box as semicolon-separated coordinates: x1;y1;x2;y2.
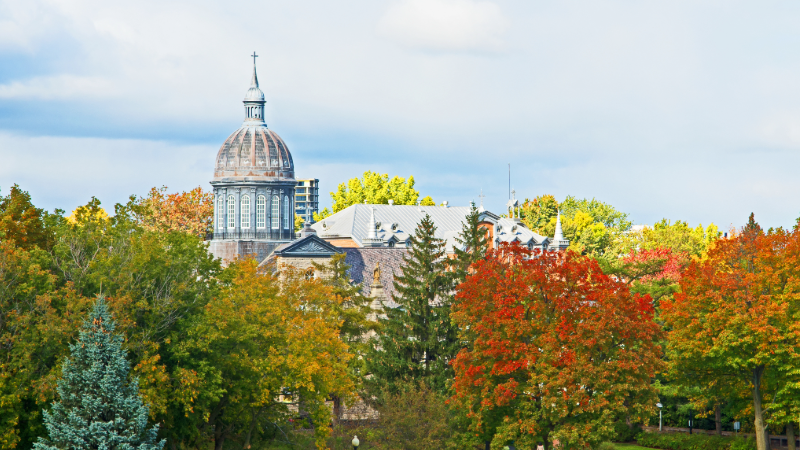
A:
366;214;457;395
34;297;164;450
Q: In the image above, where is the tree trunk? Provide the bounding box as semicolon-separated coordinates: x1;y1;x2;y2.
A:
332;395;342;425
753;366;770;450
716;404;723;436
787;423;796;450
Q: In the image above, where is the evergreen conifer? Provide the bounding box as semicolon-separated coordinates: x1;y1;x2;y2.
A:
366;214;458;395
451;203;489;285
34;297;164;450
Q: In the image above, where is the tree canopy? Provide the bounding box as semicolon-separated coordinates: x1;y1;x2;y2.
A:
314;171;434;221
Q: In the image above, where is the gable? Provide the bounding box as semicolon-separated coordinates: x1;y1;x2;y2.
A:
274;234;343;258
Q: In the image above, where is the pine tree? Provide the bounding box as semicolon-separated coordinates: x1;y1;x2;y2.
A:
366;214;458;395
451;203;489;285
34;297;164;450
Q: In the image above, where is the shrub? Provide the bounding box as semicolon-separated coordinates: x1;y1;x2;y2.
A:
636;432;757;450
597;442;617;450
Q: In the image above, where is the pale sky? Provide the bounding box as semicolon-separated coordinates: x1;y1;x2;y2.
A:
2;0;800;229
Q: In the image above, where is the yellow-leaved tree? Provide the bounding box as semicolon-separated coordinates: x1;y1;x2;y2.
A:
172;259;354;450
314;171;434;221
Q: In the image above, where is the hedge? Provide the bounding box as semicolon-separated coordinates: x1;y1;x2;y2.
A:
636;432;757;450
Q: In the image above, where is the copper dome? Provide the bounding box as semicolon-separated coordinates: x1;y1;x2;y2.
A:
213;126;295;181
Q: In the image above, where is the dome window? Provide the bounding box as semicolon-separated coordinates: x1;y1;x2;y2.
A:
227;195;236;229
241;195;251;229
282;195;290;229
217;196;224;229
256;195;266;228
271;196;279;229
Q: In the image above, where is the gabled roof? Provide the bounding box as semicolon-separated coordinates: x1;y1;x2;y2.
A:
343;248;408;305
272;234;343;258
312;204;550;252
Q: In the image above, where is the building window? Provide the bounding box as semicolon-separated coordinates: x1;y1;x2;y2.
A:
227;195;235;229
217;196;224;229
257;195;266;228
283;196;290;229
271;196;279;229
241;195;251;229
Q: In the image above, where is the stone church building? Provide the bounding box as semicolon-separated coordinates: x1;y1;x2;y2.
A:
208;60;569;302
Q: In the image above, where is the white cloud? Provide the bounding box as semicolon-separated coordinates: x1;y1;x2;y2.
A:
376;0;509;53
0;74;116;99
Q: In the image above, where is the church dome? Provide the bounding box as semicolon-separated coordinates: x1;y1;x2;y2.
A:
213;126;294;181
213;55;295;182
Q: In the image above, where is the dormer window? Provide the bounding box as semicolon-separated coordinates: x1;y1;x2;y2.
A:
391;223;399;231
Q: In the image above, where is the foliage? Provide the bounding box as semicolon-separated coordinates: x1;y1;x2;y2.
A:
450;244;663;450
661;214;800;450
597;442;617;450
368;381;452;450
0;184;58;251
366;214;457;395
519;195;632;256
132;186;213;237
328;171;434;215
451;203;489;284
295;213;305;231
172;259;354;450
636;432;756;450
34;297;164;450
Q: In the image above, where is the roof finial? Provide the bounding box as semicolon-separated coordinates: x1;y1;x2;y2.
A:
478;190;485;212
250;52;259;88
367;207;378;240
554;210;564;241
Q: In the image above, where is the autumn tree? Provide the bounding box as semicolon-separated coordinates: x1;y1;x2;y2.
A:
450;244;663;449
313;253;379;421
661;214;800;450
315;171;434;221
131;186;214;237
0;184;58;251
366;214;457;395
172;259;354;450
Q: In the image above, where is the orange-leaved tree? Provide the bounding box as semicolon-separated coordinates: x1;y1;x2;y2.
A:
661;215;800;450
450;244;663;449
133;186;213;237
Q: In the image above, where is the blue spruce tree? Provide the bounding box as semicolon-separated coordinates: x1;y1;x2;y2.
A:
34;297;164;450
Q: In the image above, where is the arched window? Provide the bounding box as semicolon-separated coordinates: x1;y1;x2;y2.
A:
240;195;250;229
227;195;236;229
283;195;290;229
217;196;224;229
271;196;279;229
256;195;266;228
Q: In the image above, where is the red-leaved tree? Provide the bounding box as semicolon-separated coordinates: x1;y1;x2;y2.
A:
450;244;663;449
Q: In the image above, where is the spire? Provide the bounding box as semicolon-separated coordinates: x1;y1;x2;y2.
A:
478;190;485;213
367;207;377;240
362;206;383;247
554;210;564;241
250;52;259;87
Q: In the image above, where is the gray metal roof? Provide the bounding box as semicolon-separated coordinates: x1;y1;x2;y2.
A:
311;204;550;252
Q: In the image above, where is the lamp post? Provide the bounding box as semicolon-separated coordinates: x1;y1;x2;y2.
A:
657;403;663;432
352;435;360;450
688;419;693;435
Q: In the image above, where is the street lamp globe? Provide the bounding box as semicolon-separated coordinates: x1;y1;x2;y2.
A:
352;435;360;449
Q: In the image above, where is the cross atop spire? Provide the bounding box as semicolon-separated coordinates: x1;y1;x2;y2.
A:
250;53;260;88
478;190;485;213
